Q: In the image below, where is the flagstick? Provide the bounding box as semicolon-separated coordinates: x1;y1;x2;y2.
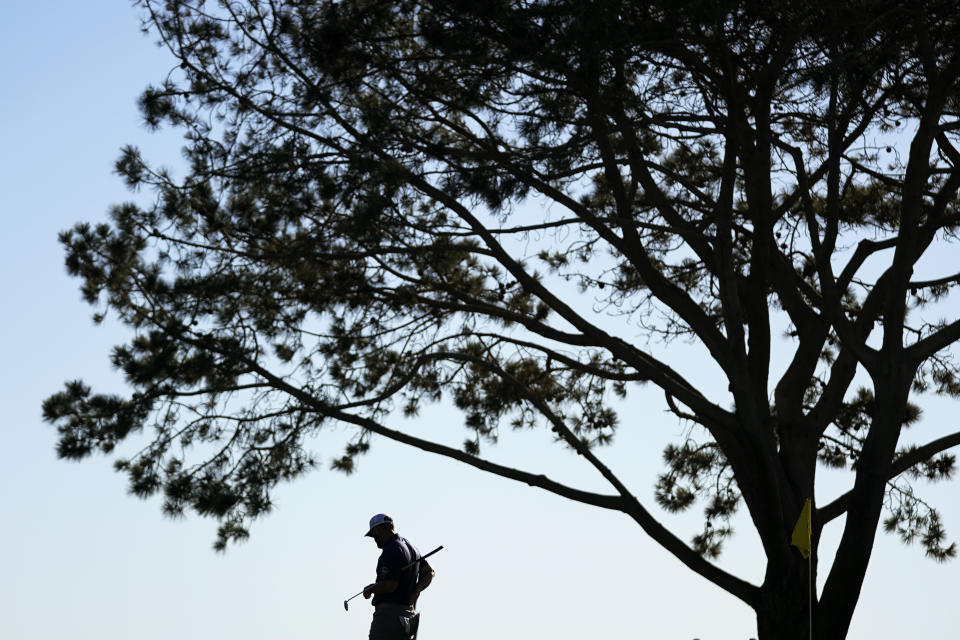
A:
791;498;814;640
808;526;813;640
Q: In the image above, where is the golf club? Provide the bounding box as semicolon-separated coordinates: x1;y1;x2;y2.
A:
343;545;444;611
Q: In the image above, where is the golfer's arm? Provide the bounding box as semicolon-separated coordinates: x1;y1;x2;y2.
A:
368;579;399;595
415;565;435;593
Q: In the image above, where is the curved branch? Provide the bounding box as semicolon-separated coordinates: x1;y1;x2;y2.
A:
664;391;708;427
907;270;960;290
240;343;761;607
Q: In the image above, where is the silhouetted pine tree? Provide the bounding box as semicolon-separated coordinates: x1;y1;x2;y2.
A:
45;2;960;638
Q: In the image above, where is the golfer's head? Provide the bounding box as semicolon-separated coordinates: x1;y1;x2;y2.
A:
365;513;394;545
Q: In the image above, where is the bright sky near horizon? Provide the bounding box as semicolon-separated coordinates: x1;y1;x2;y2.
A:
1;3;958;639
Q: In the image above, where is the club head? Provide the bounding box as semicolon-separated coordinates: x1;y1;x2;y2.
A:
343;600;349;611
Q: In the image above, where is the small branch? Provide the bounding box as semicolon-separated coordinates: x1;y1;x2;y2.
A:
907;271;960;291
664;391;707;426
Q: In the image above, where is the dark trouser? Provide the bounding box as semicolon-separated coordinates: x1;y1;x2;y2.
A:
369;603;419;640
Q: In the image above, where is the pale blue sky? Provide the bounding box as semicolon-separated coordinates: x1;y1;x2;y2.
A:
1;3;957;639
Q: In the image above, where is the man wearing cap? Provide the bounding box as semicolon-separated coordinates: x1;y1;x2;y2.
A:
362;514;435;640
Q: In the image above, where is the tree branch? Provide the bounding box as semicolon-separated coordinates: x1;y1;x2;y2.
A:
818;430;960;526
203;334;761;605
908;317;960;364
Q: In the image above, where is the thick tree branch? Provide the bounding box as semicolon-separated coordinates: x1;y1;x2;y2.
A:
818;430;960;526
207;338;761;605
907;318;960;365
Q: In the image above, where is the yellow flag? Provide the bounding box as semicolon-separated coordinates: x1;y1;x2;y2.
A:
791;498;812;559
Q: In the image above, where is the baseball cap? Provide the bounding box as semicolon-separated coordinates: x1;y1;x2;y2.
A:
365;513;394;537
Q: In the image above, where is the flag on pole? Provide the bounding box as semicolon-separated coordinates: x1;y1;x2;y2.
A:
791;498;812;559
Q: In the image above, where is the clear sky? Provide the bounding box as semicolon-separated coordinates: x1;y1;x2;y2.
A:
1;3;957;639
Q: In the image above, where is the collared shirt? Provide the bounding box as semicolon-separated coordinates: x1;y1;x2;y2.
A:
372;533;431;606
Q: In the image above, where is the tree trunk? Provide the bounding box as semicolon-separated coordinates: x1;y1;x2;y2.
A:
817;374;911;639
755;559;819;640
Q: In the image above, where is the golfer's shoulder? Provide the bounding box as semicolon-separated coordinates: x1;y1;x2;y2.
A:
380;535;406;557
389;535;419;559
393;534;414;554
